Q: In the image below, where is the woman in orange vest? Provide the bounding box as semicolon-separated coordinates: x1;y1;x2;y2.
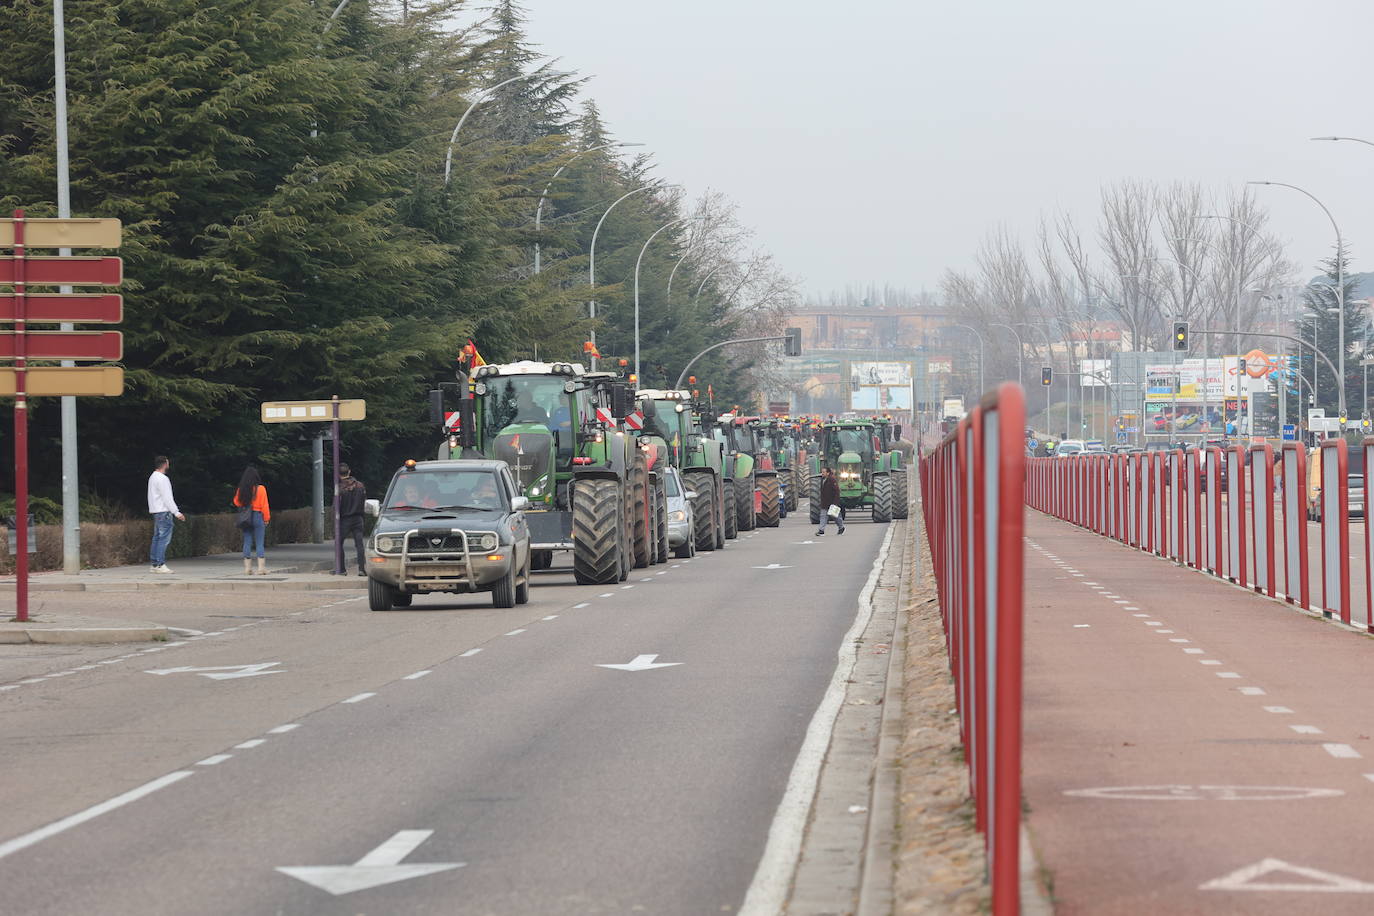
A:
233;466;272;575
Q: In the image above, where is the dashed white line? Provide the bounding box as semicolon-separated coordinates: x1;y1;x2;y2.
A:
1184;648;1205;654
599;593;614;598
656;571;667;575
1073;624;1091;628
1239;687;1267;696
0;771;194;862
1324;743;1362;759
1362;774;1374;783
1156;630;1175;634
1290;725;1323;734
268;724;300;734
621;585;635;590
234;739;266;749
342;692;376;704
1123;606;1140;611
1263;706;1294;714
1144;622;1162;627
403;670;432;680
461;648;482;657
1170;638;1191;643
196;754;233;766
541;615;559;621
1133;613;1149;618
573;602;590;609
504;629;527;636
1217;672;1241;679
1200;660;1222;666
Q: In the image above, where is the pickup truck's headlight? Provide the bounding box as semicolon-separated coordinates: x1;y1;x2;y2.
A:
376;535;401;553
468;532;498;551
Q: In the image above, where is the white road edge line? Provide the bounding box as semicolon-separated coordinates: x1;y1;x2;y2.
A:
0;771;194;861
739;524;895;916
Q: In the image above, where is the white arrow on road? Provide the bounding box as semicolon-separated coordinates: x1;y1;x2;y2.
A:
277;829;464;896
144;662;283;680
596;654;683;672
751;563;793;570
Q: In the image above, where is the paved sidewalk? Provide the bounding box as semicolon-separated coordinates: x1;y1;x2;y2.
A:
2;543;363;644
1023;511;1374;914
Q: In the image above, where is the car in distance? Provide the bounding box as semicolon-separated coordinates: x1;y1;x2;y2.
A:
365;459;532;611
1053;439;1086;456
664;466;696;559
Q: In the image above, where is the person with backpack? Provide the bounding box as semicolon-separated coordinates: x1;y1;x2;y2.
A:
233;466;271;575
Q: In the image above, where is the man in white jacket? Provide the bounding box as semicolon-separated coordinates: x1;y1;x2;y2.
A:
147;456;185;573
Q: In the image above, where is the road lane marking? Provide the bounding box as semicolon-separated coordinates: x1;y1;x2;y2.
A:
276;829;465;895
460;648;482;657
403;671;431;680
1124;606;1140;610
1133;613;1149;617
1290;726;1323;734
504;629;526;636
1156;630;1175;633
1145;622;1162;626
541;615;558;621
1325;743;1362;758
196;755;232;766
1264;707;1294;714
268;724;301;733
1201;660;1222;665
573;603;589;609
1073;624;1091;628
1184;648;1205;654
1201;858;1374;892
1170;638;1191;643
0;771;194;862
620;584;635;589
234;739;267;749
599;593;614;598
1217;672;1242;678
342;693;376;704
1239;687;1267;695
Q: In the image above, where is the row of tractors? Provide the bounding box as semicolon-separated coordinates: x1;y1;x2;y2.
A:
428;360;908;586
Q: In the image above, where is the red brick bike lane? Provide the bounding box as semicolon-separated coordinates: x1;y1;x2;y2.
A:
1022;511;1374;915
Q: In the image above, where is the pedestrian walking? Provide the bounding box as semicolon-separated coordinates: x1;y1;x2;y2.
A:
816;466;845;536
337;463;367;576
147;455;185;573
233;466;271;575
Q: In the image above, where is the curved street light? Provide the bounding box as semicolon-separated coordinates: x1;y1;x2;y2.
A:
444;65;563;187
634;217;704;379
1248;180;1346;421
587;184;658;370
533;142;644;274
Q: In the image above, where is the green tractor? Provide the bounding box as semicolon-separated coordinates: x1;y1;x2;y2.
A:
430;360;648;585
807;418;894;525
635;388;728;552
872;417;909;520
758;418;804;514
710;414;769;532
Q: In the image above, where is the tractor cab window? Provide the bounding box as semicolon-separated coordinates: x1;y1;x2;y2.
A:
482;376;567;438
827;428;873;459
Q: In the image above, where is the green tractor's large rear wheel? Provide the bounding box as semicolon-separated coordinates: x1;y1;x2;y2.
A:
758;474;781;527
808;476;822;525
630;456;651;568
737;474;757;531
786;467;800;512
655;483;669;562
892;467;909;519
722;479;738;539
573;478;623;585
685;471;717;551
872;473;893;523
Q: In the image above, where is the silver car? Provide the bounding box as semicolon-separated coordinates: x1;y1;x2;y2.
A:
365;460;532;611
664;467;696;559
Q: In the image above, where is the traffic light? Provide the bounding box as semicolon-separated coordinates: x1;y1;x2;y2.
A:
1040;366;1053;386
784;327;802;357
1172;321;1189;351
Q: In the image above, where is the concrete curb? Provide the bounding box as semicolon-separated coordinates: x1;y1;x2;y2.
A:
0;625;168;644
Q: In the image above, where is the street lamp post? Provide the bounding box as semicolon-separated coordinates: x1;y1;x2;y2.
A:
588;184;657;370
1248;180;1346;423
444;66;561;187
533;142;644;275
1016;321;1058;432
634;217;703;379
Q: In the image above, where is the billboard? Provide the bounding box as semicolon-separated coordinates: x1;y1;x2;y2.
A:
849;360;912;411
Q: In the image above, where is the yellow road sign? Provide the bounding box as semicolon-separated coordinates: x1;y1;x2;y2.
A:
0;218;122;249
261;399;366;423
0;366;124;397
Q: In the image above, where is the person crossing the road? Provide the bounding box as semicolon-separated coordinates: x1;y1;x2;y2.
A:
816;466;845;536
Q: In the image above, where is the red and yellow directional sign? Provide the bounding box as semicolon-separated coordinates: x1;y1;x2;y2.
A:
0;256;123;286
0;331;122;361
0;218;122;249
0;366;124;397
0;293;123;323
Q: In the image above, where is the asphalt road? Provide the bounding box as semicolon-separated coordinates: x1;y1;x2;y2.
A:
0;510;890;914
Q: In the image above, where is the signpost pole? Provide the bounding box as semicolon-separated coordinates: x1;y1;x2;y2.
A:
332;395;343;576
12;210;30;622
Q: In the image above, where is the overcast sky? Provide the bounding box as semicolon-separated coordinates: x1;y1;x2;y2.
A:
517;0;1374;300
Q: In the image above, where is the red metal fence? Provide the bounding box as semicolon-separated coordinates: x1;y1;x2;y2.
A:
919;383;1025;916
1027;438;1374;633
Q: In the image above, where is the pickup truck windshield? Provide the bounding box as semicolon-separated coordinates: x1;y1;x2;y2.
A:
387;471;505;511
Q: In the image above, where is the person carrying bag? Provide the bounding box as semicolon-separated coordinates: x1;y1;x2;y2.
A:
233;466;272;574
